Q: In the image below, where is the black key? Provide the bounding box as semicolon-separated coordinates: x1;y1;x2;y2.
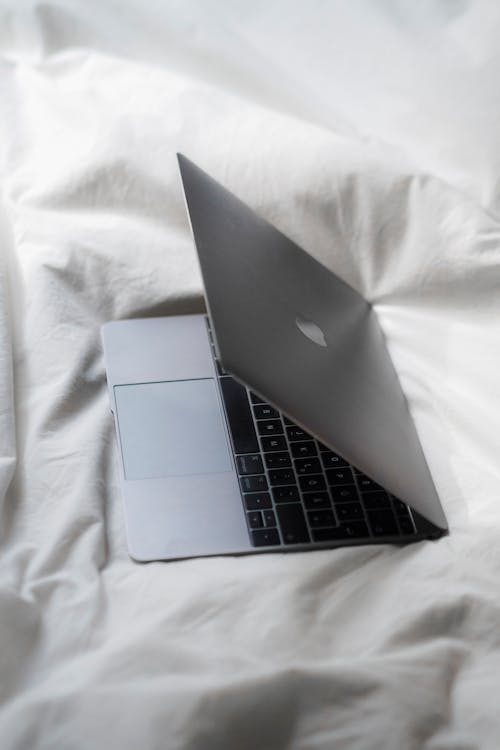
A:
312;526;349;542
264;452;292;469
244;492;272;511
312;521;369;542
276;504;310;544
367;510;399;537
341;521;370;538
249;391;265;404
273;486;300;503
303;492;331;509
330;486;359;502
357;474;383;492
317;442;332;452
308;509;336;527
236;454;264;475
290;441;317;458
257;419;283;437
286;426;310;441
361;491;391;510
247;511;263;529
253;404;278;420
269;468;296;486
326;468;354;486
299;475;326;492
398;516;416;535
321;451;349;469
240;475;268;493
393;498;410;517
261;435;287;452
294;457;322;475
220;376;259;454
263;510;276;527
336;502;364;521
251;528;281;547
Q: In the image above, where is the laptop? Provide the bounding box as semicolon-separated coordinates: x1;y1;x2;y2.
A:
101;154;448;562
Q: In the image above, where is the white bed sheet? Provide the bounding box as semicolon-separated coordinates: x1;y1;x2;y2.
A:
1;2;500;748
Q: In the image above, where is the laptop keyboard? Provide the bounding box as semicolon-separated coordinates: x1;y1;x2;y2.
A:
215;358;417;549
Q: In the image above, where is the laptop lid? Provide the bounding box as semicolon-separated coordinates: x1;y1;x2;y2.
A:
177;154;447;531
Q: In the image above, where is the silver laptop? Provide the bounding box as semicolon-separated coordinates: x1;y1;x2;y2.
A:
102;154;448;562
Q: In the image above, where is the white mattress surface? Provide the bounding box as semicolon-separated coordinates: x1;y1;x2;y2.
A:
1;2;500;748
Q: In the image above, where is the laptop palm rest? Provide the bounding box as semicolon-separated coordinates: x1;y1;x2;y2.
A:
114;379;233;480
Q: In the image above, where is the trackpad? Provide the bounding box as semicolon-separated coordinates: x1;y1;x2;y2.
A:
114;379;232;480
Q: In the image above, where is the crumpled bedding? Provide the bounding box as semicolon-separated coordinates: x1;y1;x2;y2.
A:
1;2;500;748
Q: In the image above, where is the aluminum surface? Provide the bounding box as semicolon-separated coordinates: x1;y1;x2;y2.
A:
177;154;447;530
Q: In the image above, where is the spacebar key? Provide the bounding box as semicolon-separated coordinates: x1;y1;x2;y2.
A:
219;376;259;454
277;503;310;544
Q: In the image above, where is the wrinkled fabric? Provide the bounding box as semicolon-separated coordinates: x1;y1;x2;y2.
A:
1;2;500;748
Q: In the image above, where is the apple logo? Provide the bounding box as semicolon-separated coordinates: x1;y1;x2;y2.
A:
295;315;328;348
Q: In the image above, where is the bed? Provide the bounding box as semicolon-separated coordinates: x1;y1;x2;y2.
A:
1;2;500;748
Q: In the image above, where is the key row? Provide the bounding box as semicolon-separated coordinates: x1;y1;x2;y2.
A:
251;511;414;547
249;500;412;547
236;450;349;475
243;488;402;512
240;468;362;493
